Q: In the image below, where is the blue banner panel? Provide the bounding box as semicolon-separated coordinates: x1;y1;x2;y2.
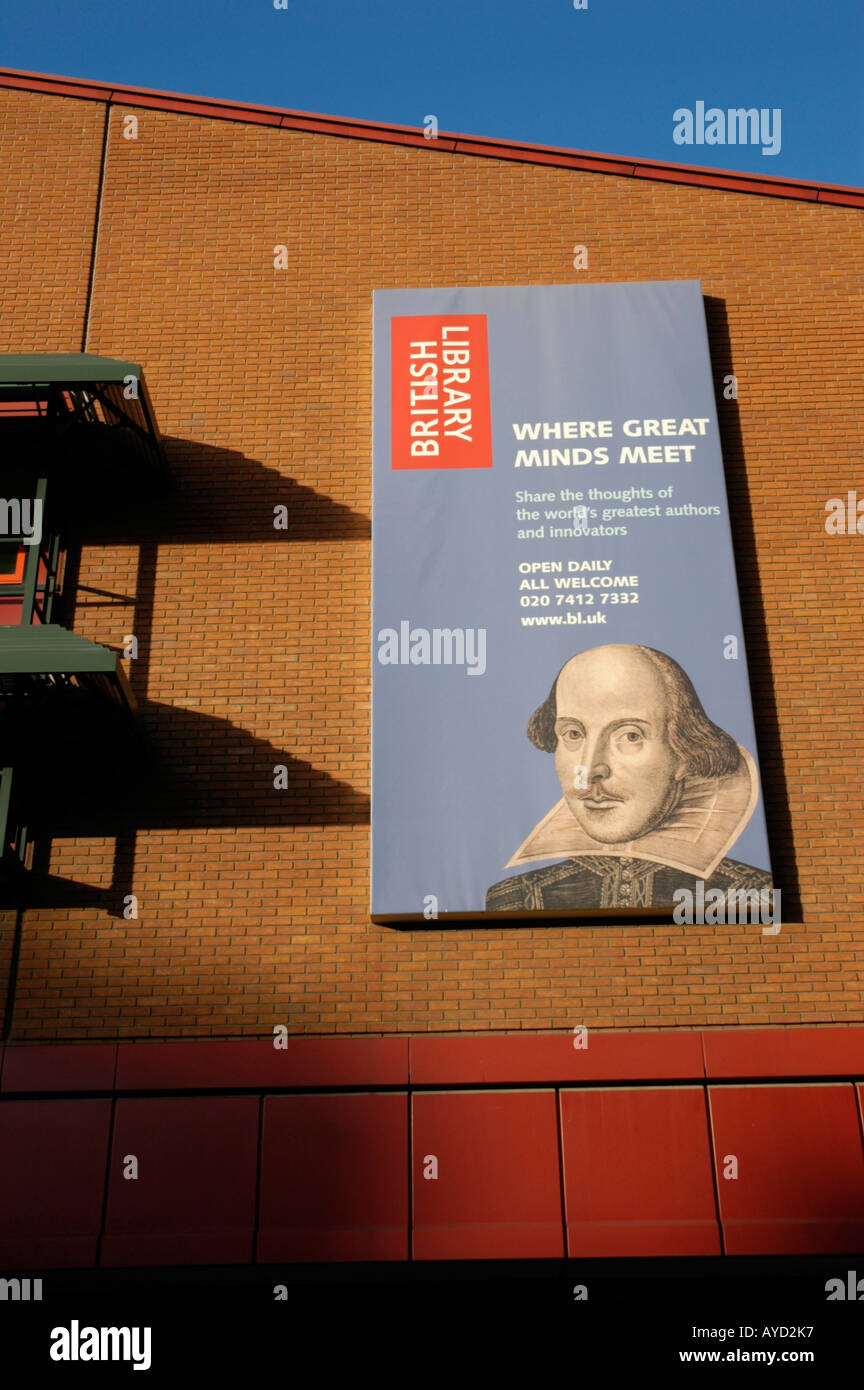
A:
371;281;773;922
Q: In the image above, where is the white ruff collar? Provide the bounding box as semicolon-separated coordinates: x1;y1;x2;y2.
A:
506;745;759;880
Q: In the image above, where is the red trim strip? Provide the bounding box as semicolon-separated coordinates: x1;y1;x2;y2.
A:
3;1027;863;1093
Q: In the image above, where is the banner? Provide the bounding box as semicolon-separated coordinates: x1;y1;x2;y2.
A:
371;281;773;921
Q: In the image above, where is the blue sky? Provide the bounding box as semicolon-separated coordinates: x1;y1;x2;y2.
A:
1;0;861;186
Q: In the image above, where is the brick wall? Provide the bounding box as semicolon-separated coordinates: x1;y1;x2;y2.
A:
1;82;862;1038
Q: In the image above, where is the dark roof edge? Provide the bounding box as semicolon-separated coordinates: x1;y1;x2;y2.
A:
1;66;862;208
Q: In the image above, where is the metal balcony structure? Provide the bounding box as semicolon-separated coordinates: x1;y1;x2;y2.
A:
0;352;167;476
0;354;167;888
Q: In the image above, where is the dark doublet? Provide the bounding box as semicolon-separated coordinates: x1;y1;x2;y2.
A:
486;854;772;912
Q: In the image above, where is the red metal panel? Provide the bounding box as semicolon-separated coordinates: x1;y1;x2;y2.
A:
0;1100;111;1267
632;164;819;200
116;1037;408;1090
703;1027;864;1079
279;117;450;151
560;1087;720;1256
0;72;115;101
278;111;441;137
451;140;636;178
1;1043;117;1093
258;1093;409;1262
819;189;864;207
709;1084;864;1254
412;1090;563;1259
101;1097;258;1266
117;95;284;127
410;1031;703;1086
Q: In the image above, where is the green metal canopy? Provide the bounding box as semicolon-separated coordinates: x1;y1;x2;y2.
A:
0;628;144;882
0;625;136;709
0;353;142;385
0;351;167;483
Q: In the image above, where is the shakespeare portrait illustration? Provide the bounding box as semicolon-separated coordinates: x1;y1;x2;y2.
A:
486;643;772;912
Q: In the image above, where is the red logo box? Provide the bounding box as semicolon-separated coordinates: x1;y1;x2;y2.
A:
390;314;492;469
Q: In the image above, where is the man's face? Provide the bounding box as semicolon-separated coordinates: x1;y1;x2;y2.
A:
553;646;687;843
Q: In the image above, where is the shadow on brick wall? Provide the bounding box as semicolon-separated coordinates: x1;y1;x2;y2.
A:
705;297;800;923
67;437;371;547
5;438;370;916
143;436;370;543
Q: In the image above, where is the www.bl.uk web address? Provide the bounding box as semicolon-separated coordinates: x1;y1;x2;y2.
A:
521;613;608;625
